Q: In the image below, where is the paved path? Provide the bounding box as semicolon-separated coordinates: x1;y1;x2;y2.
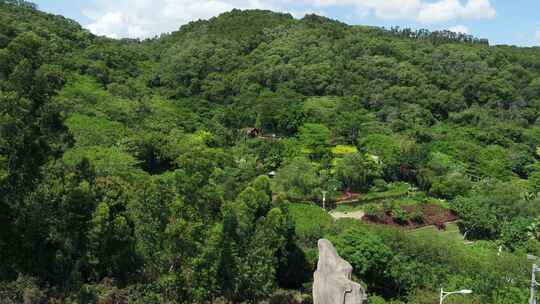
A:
330;210;365;220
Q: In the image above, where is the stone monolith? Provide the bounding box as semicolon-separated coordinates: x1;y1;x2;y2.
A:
313;239;367;304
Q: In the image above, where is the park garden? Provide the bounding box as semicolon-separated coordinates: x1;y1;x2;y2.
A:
2;1;540;302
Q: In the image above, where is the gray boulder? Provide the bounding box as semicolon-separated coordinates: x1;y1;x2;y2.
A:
313;239;367;304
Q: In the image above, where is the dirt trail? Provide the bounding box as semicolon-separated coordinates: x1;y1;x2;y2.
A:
330;210;365;220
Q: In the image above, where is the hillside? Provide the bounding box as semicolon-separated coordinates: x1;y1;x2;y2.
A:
1;0;540;303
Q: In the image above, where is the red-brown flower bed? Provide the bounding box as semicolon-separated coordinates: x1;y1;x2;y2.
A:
362;203;458;229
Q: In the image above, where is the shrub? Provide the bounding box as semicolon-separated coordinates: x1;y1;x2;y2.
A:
288;203;333;244
409;208;425;223
372;179;388;192
272;157;321;201
391;206;409;224
429;171;472;200
269;289;311;304
411;191;428;202
368;295;388;304
364;203;383;219
382;200;394;214
0;275;47;304
331;145;358;155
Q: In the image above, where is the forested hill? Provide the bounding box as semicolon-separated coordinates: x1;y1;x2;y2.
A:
2;0;540;303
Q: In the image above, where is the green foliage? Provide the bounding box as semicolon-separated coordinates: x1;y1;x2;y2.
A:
329;223;392;282
216;184;295;303
334;153;382;191
409;208;425;223
500;217;536;251
272;157;321;201
0;275;46;304
299;123;331;159
364;203;384;219
390;206;409;224
63;146;142;180
429;171;472;199
361;182;411;203
87;177;138;282
288;203;333;245
302;96;340;125
453;180;540;240
359;134;407;179
331;145;358;155
2;2;540;302
65;114;129;147
530;171;540;193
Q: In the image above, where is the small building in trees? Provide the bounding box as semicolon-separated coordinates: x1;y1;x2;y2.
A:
244;127;260;138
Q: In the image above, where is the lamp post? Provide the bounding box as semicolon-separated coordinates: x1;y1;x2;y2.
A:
321;190;327;210
530;263;540;304
439;288;472;304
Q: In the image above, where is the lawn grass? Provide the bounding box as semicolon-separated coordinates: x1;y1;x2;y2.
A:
409;222;464;242
331;145;358;155
288;202;333;239
333;182;412;212
360;182;410;202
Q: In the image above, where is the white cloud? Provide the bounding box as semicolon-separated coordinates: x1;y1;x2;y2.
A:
417;0;463;23
311;0;422;20
83;0;496;38
86;12;122;39
84;0;283;38
310;0;495;22
536;30;540;41
417;0;495;23
448;25;469;34
371;0;423;20
461;0;496;19
86;11;149;38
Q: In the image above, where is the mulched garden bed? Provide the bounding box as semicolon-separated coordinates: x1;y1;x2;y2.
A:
362;203;458;230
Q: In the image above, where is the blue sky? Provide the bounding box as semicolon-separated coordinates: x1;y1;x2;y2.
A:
33;0;540;46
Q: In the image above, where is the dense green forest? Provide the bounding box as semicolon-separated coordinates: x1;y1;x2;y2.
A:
2;0;540;303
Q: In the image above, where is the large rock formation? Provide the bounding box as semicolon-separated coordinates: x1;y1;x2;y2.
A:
313;239;367;304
